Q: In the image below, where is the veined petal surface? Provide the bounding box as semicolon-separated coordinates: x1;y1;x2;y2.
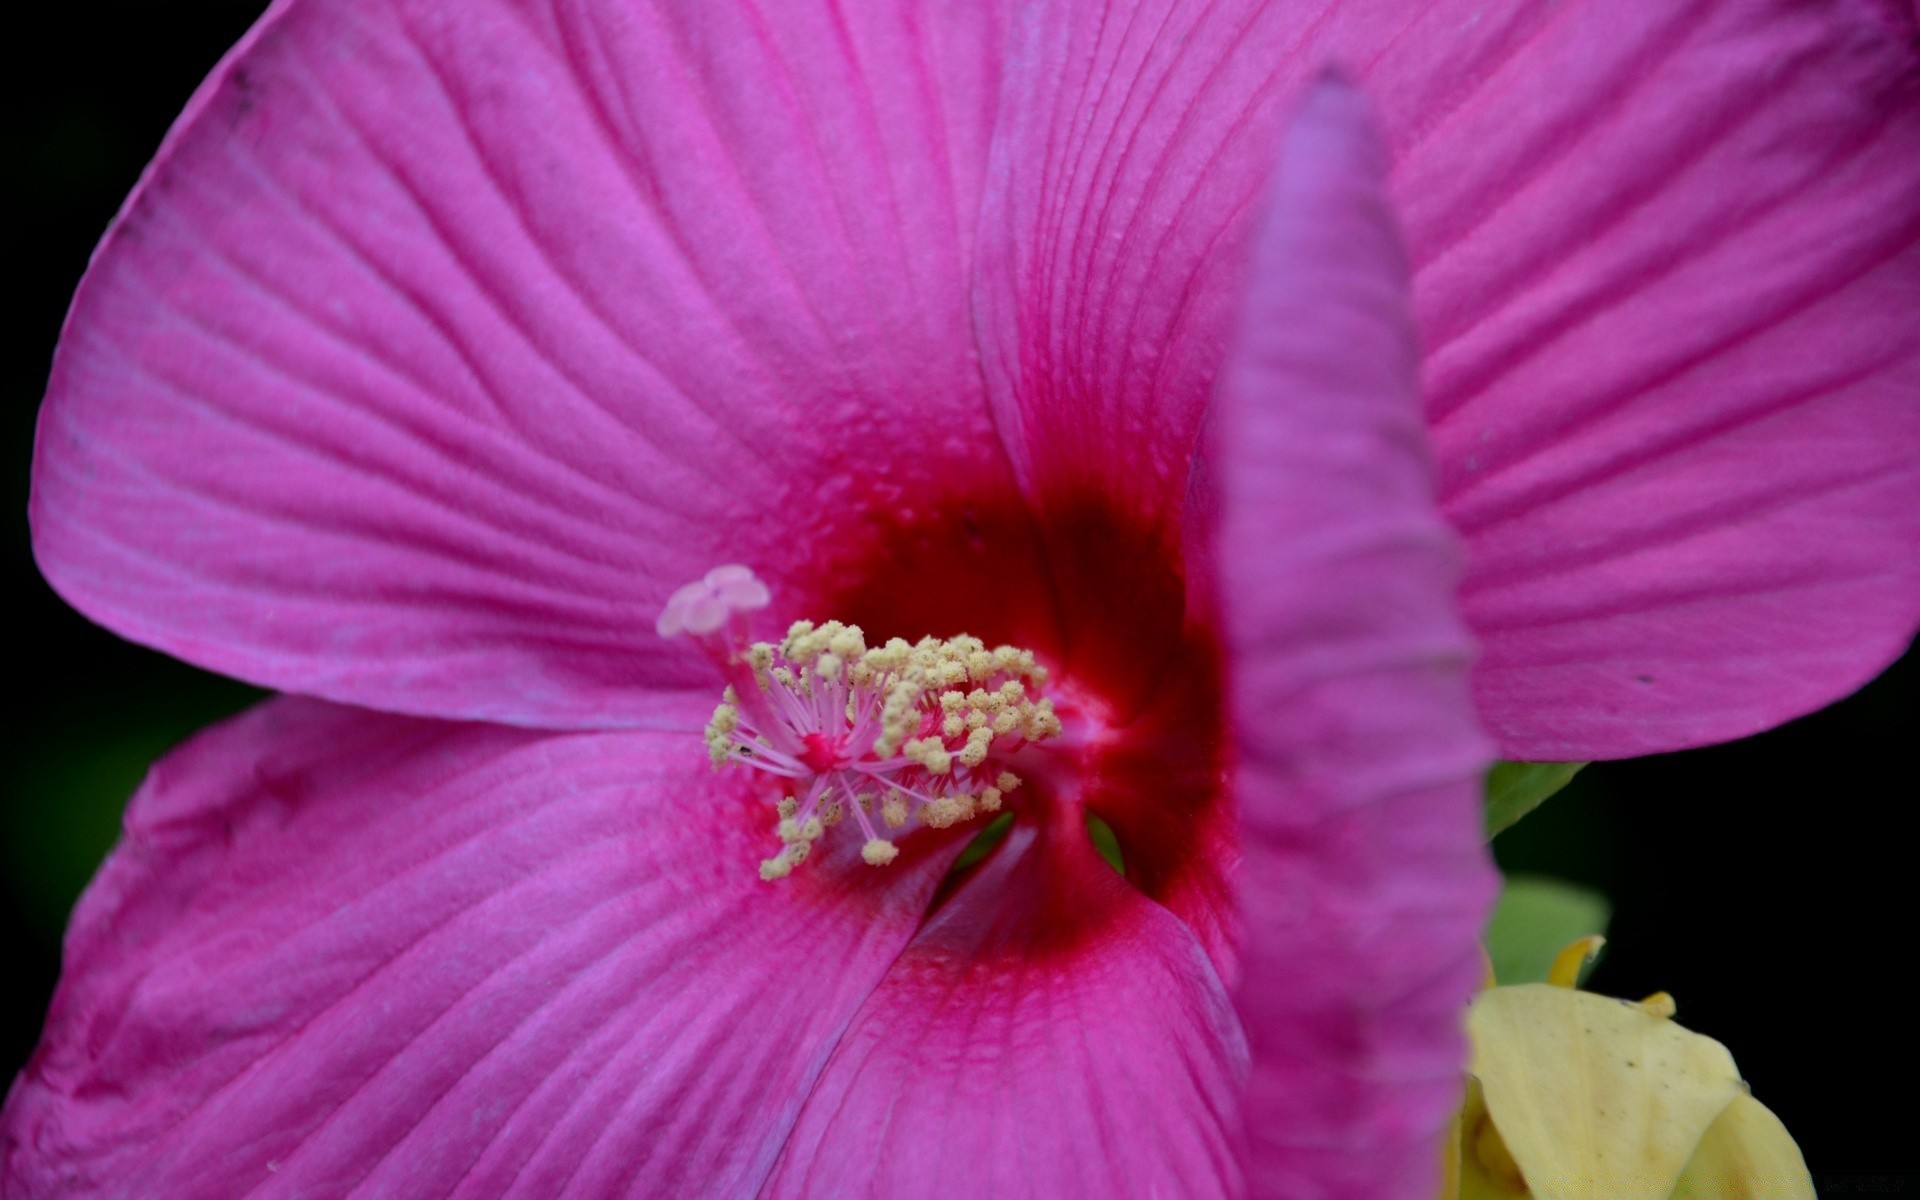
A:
31;0;1013;728
975;0;1920;759
763;815;1246;1199
1406;1;1920;758
1217;80;1495;1200
1;697;953;1198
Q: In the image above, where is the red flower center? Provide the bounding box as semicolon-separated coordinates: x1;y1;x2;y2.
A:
808;485;1233;959
658;479;1232;961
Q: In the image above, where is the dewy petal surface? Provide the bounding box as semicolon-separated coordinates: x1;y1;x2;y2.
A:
0;697;955;1198
1217;81;1494;1200
30;0;1012;728
975;0;1920;759
763;815;1246;1200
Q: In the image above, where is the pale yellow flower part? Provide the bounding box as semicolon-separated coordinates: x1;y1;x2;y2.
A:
1442;940;1815;1200
1469;984;1743;1200
1671;1093;1816;1200
1444;1077;1527;1200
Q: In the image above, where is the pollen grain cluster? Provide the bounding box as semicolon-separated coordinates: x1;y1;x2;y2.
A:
707;620;1057;880
656;566;1064;882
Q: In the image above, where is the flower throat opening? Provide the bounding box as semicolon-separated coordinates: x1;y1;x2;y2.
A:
658;565;1062;880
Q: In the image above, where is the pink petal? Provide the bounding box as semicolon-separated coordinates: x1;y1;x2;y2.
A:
31;0;1012;728
973;0;1305;527
1215;80;1495;1200
1400;2;1920;757
2;697;956;1197
763;811;1246;1199
974;0;1920;759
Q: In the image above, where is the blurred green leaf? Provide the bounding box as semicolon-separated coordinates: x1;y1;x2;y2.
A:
940;811;1125;881
1487;875;1611;986
3;681;260;942
949;812;1014;874
5;730;180;940
1086;812;1124;876
1485;760;1586;838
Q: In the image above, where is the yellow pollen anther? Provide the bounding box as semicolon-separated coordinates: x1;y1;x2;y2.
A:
904;737;954;775
662;570;1059;883
828;628;866;659
958;726;994;768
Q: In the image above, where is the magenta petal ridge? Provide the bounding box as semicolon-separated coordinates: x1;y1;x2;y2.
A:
1217;79;1496;1200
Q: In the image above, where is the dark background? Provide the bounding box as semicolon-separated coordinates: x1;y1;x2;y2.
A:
4;3;1914;1190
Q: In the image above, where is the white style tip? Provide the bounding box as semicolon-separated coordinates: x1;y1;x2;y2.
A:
657;564;772;638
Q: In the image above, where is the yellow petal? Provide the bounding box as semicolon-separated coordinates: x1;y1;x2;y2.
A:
1454;1077;1532;1200
1468;985;1745;1200
1670;1093;1815;1200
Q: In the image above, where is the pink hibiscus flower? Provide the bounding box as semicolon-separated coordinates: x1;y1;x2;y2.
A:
9;2;1918;1198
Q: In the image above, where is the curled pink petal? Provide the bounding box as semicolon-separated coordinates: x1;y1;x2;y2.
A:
1216;79;1495;1200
